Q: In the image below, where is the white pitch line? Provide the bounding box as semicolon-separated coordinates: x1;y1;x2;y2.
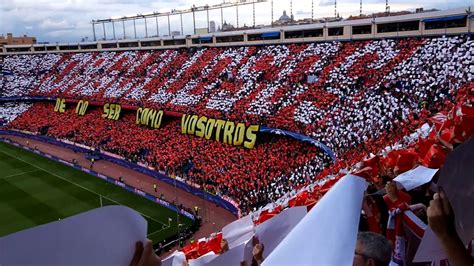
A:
0;149;166;227
147;225;172;237
0;169;40;180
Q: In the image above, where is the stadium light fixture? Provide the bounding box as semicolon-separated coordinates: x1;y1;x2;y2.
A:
180;13;183;36
253;1;256;27
122;21;126;39
236;4;239;28
102;23;106;40
290;0;293;20
112;21;116;39
91;0;268;40
92;23;96;41
133;19;137;39
271;0;273;26
156;16;160;37
168;14;171;36
144;17;148;38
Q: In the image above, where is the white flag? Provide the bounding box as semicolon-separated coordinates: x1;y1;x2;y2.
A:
0;206;147;266
262;175;367;266
222;213;255;249
256;206;307;258
393;166;438;191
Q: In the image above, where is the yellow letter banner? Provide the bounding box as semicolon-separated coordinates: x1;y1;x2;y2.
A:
136;108;164;129
181;114;259;149
53;98;66;113
75;100;89;116
102;103;121;120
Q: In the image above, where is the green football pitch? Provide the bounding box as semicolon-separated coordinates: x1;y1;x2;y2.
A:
0;141;193;244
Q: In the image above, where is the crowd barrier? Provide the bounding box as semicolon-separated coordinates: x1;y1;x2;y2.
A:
0;130;241;217
0;96;54;102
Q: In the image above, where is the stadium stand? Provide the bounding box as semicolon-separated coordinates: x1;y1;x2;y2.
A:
1;35;473;215
1;32;473;264
1;2;474;263
177;80;474;263
0;102;31;124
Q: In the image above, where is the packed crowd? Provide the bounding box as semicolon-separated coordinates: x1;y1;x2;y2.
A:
176;81;474;265
0;102;31;124
0;36;473;214
0;54;61;97
1;37;472;149
6;102;329;212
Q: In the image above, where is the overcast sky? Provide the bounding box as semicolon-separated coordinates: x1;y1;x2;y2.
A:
0;0;471;43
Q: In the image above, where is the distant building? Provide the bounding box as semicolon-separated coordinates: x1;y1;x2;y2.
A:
279;10;291;22
209;21;216;33
346;10;412;20
171;31;181;37
221;21;235;31
274;10;294;26
416;8;439;13
0;33;36;47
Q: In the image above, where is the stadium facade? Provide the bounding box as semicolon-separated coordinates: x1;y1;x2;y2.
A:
1;6;472;54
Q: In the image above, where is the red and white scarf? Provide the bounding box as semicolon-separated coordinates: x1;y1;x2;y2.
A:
387;209;450;265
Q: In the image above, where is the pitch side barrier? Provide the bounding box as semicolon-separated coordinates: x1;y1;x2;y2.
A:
0;136;196;221
0;96;55;102
0;130;241;218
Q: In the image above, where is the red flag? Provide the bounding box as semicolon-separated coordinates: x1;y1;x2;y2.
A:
421;144;447;169
395;149;419;173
